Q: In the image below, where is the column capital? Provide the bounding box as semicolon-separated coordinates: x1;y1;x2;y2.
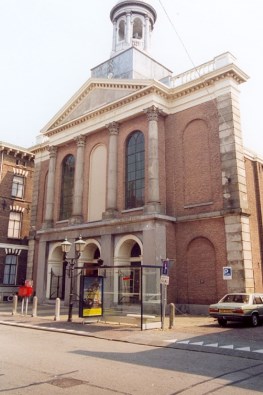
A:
144;105;161;122
74;135;86;148
47;145;57;158
106;121;120;136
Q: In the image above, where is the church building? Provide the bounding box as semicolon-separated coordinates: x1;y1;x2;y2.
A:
29;0;263;313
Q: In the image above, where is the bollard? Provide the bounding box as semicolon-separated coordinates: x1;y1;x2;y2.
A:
54;298;60;321
25;297;29;315
32;296;38;317
21;297;25;315
12;295;18;315
169;303;175;329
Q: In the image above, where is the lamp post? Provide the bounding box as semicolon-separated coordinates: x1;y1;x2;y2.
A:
61;236;86;322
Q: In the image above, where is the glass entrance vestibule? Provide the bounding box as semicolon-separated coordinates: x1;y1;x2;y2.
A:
79;265;162;330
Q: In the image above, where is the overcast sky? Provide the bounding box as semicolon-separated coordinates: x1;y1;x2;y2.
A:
0;0;262;155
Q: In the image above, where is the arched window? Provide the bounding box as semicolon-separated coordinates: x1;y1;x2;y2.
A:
125;131;145;209
118;19;125;41
59;154;75;220
133;17;143;39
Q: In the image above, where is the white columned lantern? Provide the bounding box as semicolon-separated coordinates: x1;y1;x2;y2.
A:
110;0;157;57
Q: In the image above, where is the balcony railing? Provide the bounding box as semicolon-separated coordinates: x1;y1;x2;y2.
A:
171;52;236;88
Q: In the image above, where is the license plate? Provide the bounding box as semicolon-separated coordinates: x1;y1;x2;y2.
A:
219;309;231;313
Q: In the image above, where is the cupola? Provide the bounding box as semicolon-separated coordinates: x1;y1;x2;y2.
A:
110;0;157;57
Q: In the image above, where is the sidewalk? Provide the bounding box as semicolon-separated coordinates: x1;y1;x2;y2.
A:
0;302;217;343
1;303;263;360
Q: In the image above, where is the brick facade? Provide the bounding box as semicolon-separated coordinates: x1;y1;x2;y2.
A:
0;143;34;301
28;3;263;314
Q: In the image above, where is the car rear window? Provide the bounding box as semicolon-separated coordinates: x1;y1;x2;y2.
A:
221;294;249;303
254;296;263;304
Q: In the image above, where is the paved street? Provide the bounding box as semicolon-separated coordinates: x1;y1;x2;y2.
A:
1;302;263;361
1;323;263;394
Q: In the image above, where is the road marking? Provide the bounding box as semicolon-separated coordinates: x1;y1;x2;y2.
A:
177;340;190;344
219;345;234;349
235;347;251;352
253;349;263;353
204;343;218;347
190;341;204;346
163;339;177;343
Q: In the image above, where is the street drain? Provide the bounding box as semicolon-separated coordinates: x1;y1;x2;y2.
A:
49;377;85;388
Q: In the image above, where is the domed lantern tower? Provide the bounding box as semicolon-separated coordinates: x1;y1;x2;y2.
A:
91;0;171;81
110;0;157;57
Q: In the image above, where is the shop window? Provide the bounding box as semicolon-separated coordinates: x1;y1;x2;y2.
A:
8;212;22;238
3;255;17;285
125;131;145;209
11;175;25;199
59;154;75;220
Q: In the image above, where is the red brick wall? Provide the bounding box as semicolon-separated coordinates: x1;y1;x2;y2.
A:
0;150;34;286
169;218;228;305
244;157;263;291
0;152;34;241
165;101;223;217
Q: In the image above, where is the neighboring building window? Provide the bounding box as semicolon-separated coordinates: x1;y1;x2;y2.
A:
11;175;25;198
125;131;145;209
59;154;75;220
3;255;17;285
8;212;22;238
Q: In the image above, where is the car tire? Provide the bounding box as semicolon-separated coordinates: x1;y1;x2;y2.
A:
218;318;227;327
251;313;259;327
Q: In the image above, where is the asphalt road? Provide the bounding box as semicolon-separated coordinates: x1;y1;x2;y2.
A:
1;324;263;394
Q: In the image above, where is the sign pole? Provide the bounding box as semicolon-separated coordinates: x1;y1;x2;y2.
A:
160;258;173;330
161;283;167;330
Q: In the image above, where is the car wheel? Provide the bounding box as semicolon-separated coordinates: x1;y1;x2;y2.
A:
218;318;227;327
251;313;259;327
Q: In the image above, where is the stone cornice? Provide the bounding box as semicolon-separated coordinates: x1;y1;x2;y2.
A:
41;79;149;133
44;65;246;137
30;62;248;154
0;141;35;161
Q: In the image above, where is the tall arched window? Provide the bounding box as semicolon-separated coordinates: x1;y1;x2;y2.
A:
125;131;145;209
59;154;75;220
118;19;125;41
133;17;143;39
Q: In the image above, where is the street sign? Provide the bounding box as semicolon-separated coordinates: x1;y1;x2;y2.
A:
162;260;169;275
223;267;232;280
160;275;169;285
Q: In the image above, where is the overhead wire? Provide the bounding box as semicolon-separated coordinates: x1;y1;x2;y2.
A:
158;0;197;71
158;0;232;135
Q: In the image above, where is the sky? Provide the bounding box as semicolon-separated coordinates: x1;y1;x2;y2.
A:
0;0;263;155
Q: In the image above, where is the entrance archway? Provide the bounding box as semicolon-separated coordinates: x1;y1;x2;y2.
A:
46;243;65;300
114;235;143;304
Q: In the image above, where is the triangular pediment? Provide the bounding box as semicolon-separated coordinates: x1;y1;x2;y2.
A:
41;79;149;133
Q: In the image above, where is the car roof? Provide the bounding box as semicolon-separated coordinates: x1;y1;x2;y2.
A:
225;293;263;295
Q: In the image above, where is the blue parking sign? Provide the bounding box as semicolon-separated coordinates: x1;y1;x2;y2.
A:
223;267;232;280
162;260;169;275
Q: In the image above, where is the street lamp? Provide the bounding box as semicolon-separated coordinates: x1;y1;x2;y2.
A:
61;236;86;322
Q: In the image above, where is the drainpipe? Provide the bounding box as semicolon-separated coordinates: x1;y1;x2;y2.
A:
0;149;4;182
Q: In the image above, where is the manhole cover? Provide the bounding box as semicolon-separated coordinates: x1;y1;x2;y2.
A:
49;377;84;388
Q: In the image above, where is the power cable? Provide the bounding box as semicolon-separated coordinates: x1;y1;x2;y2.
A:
158;0;235;133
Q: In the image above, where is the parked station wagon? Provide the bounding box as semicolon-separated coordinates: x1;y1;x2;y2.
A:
209;293;263;327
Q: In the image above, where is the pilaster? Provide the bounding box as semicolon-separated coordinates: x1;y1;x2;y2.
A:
144;105;163;214
70;135;86;225
103;122;119;219
43;146;57;229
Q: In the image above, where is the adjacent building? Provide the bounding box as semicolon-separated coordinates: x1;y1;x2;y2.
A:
29;0;263;313
0;142;34;301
